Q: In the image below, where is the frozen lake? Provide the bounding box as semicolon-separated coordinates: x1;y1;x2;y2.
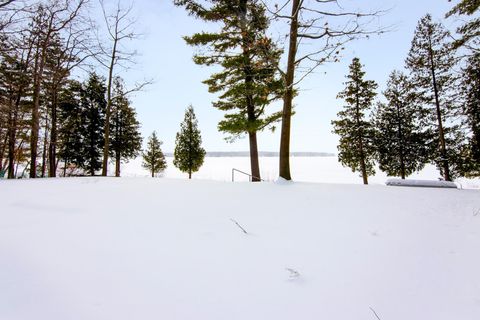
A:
121;156;478;188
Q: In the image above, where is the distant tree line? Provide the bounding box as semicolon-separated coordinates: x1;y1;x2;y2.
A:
2;0;478;183
333;7;480;184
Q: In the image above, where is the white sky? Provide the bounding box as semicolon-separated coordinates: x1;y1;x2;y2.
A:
98;0;457;153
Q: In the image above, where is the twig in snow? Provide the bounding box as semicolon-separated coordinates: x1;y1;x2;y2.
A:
369;307;382;320
285;268;300;279
230;218;248;234
473;208;480;217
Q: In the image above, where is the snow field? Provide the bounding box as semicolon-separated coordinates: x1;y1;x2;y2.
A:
1;177;479;320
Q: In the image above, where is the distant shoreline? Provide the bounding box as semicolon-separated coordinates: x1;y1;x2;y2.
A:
164;151;335;157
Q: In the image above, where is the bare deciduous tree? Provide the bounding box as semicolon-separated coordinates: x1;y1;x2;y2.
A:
262;0;387;180
28;0;89;178
98;0;149;177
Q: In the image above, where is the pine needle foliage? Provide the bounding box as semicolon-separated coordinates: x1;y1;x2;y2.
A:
332;58;378;185
174;0;283;181
80;72;107;176
457;53;480;177
173;105;206;179
109;77;142;177
373;71;431;179
406;14;461;180
446;0;480;52
142;131;167;178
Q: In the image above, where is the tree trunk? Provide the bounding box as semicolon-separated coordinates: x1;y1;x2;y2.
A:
8;89;23;179
396;103;406;179
238;0;261;182
102;38;118;177
248;131;260;181
48;89;58;177
7;110;16;179
428;35;451;181
115;151;121;177
0;132;7;172
30;27;52;178
40;115;49;177
359;139;368;185
279;0;300;181
355;84;368;185
188;170;191;179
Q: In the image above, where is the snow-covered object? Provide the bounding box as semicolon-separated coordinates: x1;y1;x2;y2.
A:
1;178;479;320
386;178;458;188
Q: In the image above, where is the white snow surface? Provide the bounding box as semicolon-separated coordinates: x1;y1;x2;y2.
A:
1;177;480;320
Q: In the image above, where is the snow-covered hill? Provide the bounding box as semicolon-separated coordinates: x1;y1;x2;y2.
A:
1;177;479;320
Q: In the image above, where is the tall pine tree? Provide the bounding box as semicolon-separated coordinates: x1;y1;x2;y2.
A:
373;70;431;179
109;77;142;177
80;72;106;176
142;131;167;178
57;80;84;176
406;14;461;181
332;58;377;185
175;0;283;182
457;53;480;176
173;105;205;179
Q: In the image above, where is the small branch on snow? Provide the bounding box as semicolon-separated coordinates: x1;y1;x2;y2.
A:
369;307;382;320
473;208;480;217
285;268;300;279
230;219;248;234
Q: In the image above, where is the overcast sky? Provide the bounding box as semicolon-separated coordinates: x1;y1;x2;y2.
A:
103;0;457;153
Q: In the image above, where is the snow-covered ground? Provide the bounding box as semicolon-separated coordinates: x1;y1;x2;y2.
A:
1;177;479;320
122;156;480;189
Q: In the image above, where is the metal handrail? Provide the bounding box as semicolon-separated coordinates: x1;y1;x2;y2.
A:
231;168;263;182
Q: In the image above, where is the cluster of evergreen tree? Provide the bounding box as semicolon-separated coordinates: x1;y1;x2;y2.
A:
142;106;206;179
58;74;142;177
0;0;143;179
333;9;480;184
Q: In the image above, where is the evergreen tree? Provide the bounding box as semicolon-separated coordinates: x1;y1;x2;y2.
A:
80;72;106;176
373;71;431;179
332;58;377;185
173;106;205;179
406;14;460;181
109;77;142;177
457;53;480;176
57;80;84;176
142;131;167;177
0;41;33;179
175;0;283;182
446;0;480;52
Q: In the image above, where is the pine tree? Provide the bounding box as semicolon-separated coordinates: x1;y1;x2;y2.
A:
0;40;33;179
175;0;283;182
457;53;480;176
406;14;460;181
142;131;167;178
332;58;377;185
173;106;205;179
57;80;84;176
373;71;431;179
80;72;106;176
109;77;142;177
